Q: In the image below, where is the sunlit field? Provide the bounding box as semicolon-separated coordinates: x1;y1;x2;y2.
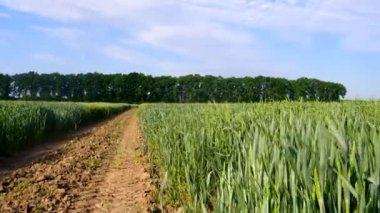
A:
140;102;380;212
0;101;130;153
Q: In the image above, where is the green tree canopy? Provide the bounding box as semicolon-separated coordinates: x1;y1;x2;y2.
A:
0;72;347;103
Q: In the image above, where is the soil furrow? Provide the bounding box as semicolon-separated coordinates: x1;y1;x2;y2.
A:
72;110;151;213
0;109;151;212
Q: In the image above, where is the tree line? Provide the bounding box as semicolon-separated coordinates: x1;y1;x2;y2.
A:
0;72;346;103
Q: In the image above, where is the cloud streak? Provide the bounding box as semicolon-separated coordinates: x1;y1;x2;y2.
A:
32;26;82;40
1;0;379;51
0;12;9;18
31;52;64;64
0;0;380;99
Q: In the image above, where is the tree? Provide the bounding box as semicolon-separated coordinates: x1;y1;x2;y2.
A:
0;74;11;99
0;72;346;102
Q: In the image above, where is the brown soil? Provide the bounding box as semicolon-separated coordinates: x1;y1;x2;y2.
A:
0;114;119;178
0;109;152;212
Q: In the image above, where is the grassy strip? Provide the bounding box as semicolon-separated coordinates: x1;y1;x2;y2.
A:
0;101;130;154
140;102;380;212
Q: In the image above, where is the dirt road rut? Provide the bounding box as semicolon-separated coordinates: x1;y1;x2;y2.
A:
73;110;151;212
0;109;151;212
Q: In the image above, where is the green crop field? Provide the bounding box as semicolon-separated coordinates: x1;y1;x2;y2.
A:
140;102;380;212
0;101;130;154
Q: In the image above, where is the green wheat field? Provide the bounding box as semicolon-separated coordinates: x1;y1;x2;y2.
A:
140;102;380;212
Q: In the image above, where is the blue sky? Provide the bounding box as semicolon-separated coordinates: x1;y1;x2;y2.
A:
0;0;379;99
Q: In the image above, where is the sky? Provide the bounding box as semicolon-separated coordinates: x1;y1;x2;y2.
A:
0;0;379;99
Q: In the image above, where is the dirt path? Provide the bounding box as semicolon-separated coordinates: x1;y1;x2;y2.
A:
72;110;151;212
0;109;151;212
0;114;119;179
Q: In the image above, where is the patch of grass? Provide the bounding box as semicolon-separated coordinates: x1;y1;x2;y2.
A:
140;102;380;212
0;101;130;153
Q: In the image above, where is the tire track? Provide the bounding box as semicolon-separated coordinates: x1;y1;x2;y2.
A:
72;110;151;213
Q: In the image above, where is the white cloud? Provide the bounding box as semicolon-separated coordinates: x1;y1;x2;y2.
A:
1;0;379;98
31;25;85;48
137;23;254;56
0;12;9;18
0;0;86;21
102;45;154;65
243;0;380;50
31;52;64;64
1;0;379;51
104;33;297;78
1;0;380;80
32;26;82;40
